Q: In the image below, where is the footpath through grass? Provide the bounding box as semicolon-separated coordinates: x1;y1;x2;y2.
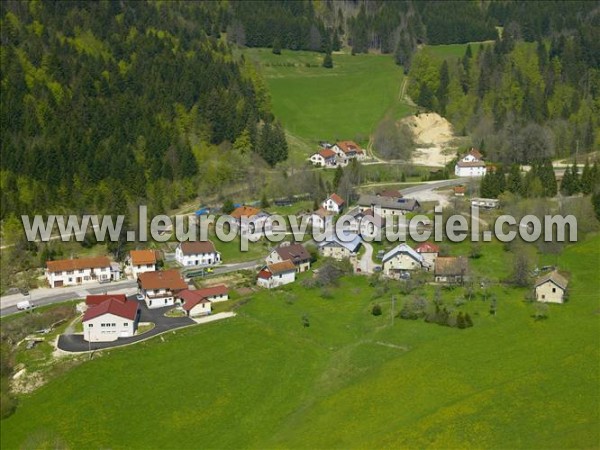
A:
2;235;599;449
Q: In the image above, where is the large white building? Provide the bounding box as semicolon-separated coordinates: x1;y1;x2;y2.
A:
455;148;487;177
82;296;139;342
175;241;221;267
137;269;188;309
46;256;112;288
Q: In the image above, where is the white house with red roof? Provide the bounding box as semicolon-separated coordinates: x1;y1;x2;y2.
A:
175;241;221;267
137;269;189;309
257;260;296;289
455;148;487;177
128;249;158;278
322;193;345;214
45;256;112;288
415;242;440;270
82;296;139;342
332;140;366;161
177;285;229;317
309;148;342;168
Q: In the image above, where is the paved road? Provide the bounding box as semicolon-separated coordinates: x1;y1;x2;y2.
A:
57;300;195;353
0;260;261;318
0;280;139;318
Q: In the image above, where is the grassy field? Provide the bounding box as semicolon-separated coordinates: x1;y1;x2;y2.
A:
243;48;414;162
2;233;599;449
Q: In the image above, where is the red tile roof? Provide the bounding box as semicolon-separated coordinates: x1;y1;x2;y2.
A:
468;148;483;160
453;186;466;193
83;298;138;322
130;249;157;266
179;241;217;255
85;294;127;307
194;284;229;298
178;289;213;311
46;256;111;273
337;140;362;154
329;193;345;206
230;206;261;219
415;242;440;254
138;269;188;291
319;149;337;159
378;189;403;198
456;160;486;168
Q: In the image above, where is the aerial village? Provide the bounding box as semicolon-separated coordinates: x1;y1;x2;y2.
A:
25;141;568;349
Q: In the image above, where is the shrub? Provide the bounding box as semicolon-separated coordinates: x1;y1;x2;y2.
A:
372;304;382;316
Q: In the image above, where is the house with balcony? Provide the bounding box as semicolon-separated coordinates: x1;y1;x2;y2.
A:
137;269;188;309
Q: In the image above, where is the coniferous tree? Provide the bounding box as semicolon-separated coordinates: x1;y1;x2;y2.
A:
331;29;341;52
507;165;523;195
581;159;594;195
437;60;450;115
322;52;333;69
272;37;282;55
417;82;434;110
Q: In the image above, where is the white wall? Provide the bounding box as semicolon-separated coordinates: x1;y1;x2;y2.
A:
84;312;136;342
47;266;111;288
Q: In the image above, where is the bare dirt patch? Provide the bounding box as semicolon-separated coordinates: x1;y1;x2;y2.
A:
402;113;459;167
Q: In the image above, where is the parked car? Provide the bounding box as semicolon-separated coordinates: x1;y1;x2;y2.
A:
17;300;33;310
136;294;145;301
373;266;382;273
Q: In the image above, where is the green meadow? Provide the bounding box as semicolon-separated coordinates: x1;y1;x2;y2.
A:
2;234;599;449
243;48;413;158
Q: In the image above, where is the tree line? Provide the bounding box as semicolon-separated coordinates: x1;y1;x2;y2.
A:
0;1;288;220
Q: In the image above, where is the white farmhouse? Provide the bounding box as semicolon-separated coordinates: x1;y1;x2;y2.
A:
455;148;487;177
309;148;340;168
129;249;158;278
534;270;568;304
257;260;296;289
332;140;366;161
137;269;188;309
175;241;221;267
82;297;139;342
45;256;112;288
382;243;424;277
322;193;345;214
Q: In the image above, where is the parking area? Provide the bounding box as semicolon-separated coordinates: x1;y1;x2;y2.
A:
57;297;195;353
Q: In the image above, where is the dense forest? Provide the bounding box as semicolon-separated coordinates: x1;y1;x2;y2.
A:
408;8;599;163
0;1;287;220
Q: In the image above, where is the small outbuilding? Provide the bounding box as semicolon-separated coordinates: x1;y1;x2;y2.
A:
534;270;568;304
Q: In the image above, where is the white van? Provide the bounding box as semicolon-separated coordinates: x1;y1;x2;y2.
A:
17;300;33;310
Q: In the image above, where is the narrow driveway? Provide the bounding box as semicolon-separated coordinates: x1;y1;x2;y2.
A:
57;300;195;353
358;241;375;274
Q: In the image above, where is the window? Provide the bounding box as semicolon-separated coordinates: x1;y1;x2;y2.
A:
552;287;556;293
89;324;93;328
112;323;116;327
124;323;128;326
67;271;74;275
